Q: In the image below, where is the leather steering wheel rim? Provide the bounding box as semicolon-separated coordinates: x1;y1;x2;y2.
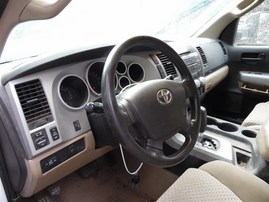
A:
101;36;200;167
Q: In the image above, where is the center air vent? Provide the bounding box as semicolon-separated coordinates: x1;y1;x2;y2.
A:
196;46;207;65
15;79;53;130
156;53;178;77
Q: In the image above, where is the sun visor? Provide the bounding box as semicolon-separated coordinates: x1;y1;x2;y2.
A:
20;0;71;22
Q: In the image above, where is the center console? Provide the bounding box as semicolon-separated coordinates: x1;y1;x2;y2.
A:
167;115;265;174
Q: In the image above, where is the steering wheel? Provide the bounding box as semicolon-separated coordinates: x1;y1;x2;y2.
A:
101;36;200;167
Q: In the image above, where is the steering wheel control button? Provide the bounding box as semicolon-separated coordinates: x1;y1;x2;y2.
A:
50;127;60;141
157;89;173;105
31;129;49;150
73;120;81;131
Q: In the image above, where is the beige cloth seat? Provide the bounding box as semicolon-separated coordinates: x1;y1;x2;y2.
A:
242;101;269;130
157;161;269;202
257;119;269;162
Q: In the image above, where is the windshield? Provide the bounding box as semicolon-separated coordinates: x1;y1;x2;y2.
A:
1;0;237;63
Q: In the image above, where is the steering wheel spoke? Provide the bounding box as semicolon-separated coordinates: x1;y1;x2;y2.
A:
146;139;164;151
179;119;191;135
118;101;135;125
145;139;166;159
180;79;196;98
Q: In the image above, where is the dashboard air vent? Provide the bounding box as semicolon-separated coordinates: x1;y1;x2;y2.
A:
219;42;227;55
196;46;207;65
156;53;177;77
15;79;52;129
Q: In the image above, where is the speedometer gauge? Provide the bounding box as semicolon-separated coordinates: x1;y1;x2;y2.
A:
87;61;120;95
87;62;104;95
88;71;102;94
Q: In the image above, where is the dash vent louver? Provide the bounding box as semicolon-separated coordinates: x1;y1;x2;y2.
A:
156;53;178;77
196;46;207;65
15;79;52;129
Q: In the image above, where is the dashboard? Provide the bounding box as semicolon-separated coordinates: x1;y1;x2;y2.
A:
0;38;228;197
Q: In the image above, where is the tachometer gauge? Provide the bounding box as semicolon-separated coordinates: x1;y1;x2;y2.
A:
60;85;76;106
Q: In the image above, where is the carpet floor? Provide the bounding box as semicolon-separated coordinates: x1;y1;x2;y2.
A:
34;150;178;202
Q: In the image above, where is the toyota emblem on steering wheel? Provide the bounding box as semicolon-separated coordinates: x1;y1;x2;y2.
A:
157;89;173;105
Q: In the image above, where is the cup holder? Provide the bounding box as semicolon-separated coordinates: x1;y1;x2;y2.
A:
218;123;238;132
241;130;257;138
207;117;218;125
207;117;238;132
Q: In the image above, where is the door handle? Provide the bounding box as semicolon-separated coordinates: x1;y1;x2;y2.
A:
241;52;266;63
241;57;263;62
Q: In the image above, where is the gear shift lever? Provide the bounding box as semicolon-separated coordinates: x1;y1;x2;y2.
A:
200;106;207;133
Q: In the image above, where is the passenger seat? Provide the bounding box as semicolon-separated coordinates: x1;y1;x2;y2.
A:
242;101;269;130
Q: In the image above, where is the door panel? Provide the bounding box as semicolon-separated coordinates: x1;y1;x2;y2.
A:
203;43;269;123
203;1;269;123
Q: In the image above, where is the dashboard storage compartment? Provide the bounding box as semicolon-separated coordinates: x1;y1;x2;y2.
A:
235;150;251;168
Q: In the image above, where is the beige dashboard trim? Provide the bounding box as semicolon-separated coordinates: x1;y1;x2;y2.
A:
21;131;112;197
205;65;229;92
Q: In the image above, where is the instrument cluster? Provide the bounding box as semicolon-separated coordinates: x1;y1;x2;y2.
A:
58;60;145;109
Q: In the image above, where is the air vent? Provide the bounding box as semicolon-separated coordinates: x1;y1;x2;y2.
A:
15;79;53;129
156;53;177;77
219;42;227;55
196;46;207;65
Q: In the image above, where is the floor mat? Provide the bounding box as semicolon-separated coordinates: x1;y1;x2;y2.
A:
53;167;151;202
34;150;177;202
